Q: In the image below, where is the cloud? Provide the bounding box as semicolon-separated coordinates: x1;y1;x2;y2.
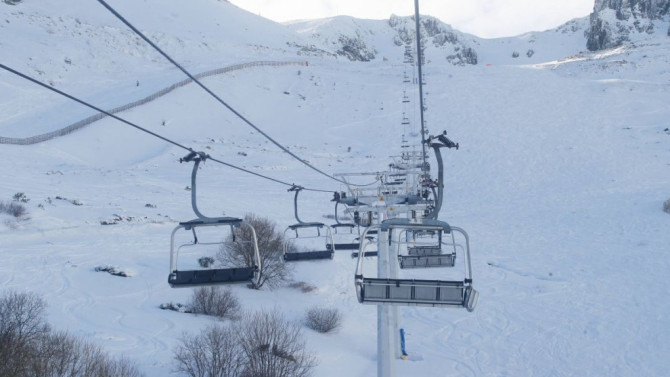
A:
424;0;593;37
228;0;593;38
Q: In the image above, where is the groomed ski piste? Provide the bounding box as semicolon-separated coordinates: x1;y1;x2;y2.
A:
1;1;669;376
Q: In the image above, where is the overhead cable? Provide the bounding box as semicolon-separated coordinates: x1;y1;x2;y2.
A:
96;0;376;188
0;63;332;193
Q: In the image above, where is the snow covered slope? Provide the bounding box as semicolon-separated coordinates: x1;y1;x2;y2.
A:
1;1;669;376
0;0;308;138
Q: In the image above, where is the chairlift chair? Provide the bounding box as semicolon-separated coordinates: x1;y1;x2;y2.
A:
397;228;456;269
283;186;334;262
354;218;478;311
351;230;378;259
329;196;377;258
330;192;361;251
168;152;261;287
350;233;378;259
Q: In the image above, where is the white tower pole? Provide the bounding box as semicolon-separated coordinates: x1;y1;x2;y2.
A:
377;222;396;377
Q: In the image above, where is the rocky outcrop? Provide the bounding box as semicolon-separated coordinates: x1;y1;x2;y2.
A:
336;33;376;61
586;0;670;50
388;14;478;66
447;47;478;65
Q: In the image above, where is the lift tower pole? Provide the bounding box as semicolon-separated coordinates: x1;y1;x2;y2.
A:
377;208;397;377
414;0;429;176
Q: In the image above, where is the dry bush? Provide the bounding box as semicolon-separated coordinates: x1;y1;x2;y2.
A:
174;309;316;377
218;213;293;289
173;324;245;377
0;291;49;342
0;291;144;377
0;200;28;218
0;291;50;376
238;309;317;377
189;286;241;320
664;198;670;214
304;307;342;334
27;331;79;376
29;331;142;377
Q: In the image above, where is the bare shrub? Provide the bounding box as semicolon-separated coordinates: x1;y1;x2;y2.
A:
0;200;28;218
174;325;245;377
304;307;342;334
0;291;49;376
0;291;144;377
0;291;49;341
28;331;82;377
218;213;293;289
664;198;670;214
13;192;29;203
173;310;316;377
91;354;146;377
189;286;241;320
27;331;145;377
238;309;317;377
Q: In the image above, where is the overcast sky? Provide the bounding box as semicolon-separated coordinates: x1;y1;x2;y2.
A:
228;0;594;38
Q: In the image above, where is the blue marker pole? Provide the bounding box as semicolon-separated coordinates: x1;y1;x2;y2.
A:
400;328;408;360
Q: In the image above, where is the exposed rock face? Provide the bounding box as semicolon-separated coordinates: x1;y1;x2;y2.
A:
586;0;670;50
595;0;669;18
388;14;478;66
336;33;376;62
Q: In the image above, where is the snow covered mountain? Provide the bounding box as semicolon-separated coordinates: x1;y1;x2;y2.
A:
286;15;480;65
1;1;669;377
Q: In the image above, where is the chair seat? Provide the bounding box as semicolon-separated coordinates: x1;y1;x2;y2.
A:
351;251;378;258
283;250;333;262
168;267;255;287
288;222;325;230
399;254;455;269
180;217;242;229
332;223;356;229
408;245;442;256
358;278;476;309
334;242;360;250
